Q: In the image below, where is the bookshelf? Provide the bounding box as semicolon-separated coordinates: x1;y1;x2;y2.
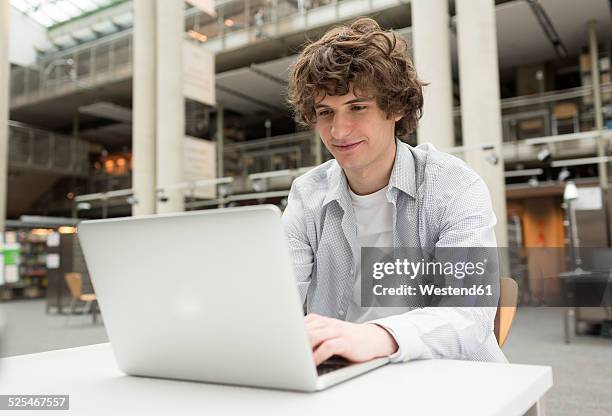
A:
579;42;612;130
0;230;49;301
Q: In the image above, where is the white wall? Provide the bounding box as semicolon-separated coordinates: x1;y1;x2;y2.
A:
9;6;50;66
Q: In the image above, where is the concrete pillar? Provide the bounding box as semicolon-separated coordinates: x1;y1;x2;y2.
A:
588;20;608;190
216;103;224;179
132;0;157;216
216;104;224;209
156;0;185;213
411;0;454;149
456;0;508;247
0;0;10;232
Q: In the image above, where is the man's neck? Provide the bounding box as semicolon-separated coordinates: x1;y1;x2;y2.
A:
344;140;397;195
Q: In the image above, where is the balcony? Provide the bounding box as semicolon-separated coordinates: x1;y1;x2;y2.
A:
10;32;132;110
451;82;612;164
9;0;406;110
8;121;90;176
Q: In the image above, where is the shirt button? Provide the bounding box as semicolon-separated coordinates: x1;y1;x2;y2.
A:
338;309;345;316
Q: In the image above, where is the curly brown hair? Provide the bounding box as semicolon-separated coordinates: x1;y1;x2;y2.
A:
287;17;425;139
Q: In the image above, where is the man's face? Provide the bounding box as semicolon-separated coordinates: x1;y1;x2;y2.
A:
313;87;400;172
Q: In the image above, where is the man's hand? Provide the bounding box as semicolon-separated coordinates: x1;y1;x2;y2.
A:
305;313;399;366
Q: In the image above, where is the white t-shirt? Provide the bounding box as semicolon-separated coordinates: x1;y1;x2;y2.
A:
345;185;412;323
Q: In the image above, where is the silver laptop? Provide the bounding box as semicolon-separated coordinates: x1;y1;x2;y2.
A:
77;205;388;392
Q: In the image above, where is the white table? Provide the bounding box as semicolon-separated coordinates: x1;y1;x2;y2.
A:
0;343;552;416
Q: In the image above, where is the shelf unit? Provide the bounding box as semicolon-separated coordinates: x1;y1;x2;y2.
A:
19;231;48;299
579;42;611;128
0;231;48;301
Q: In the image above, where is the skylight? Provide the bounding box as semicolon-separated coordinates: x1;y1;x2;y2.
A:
10;0;124;29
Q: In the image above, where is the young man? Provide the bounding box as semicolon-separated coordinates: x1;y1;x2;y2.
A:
284;17;507;365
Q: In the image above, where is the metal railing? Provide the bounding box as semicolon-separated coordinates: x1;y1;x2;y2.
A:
500;83;612;142
68;127;612;216
8;121;90;176
10;0;394;106
223;130;325;177
10;30;132;106
226;81;612;172
447;82;612;164
198;0;385;49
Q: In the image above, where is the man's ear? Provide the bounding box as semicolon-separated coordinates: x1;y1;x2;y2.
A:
393;114;403;122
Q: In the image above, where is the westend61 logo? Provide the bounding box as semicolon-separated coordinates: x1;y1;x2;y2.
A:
371;282;494;297
361;247;501;308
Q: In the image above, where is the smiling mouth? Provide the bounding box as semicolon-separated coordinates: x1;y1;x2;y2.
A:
332;141;363;151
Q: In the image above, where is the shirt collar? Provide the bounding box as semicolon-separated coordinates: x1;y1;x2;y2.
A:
388;139;417;198
322;139;417;208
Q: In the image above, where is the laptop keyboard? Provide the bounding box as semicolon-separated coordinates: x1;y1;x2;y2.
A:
316;356;352;376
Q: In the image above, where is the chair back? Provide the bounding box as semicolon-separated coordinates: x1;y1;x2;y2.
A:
494;277;519;348
65;272;83;299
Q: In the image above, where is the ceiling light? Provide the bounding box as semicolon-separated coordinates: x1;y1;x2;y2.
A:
252;178;267;193
219;184;231;197
558;168;570;182
537;148;552;162
157;190;169;203
563;181;578;201
31;228;53;236
486;153;499;165
188;29;208;42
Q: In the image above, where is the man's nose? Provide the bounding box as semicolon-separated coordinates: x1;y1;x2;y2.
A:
330;113;353;140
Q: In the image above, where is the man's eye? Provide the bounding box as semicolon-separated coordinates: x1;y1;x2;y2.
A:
351;105;367;111
318;110;331;117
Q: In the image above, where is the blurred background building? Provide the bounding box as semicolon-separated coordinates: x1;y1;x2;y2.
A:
1;1;612;414
2;0;610;302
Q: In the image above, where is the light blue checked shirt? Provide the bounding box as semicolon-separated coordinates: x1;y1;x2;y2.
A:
282;140;507;363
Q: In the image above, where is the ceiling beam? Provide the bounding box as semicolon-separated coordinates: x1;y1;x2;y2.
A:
527;0;568;58
216;84;287;114
248;64;288;86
